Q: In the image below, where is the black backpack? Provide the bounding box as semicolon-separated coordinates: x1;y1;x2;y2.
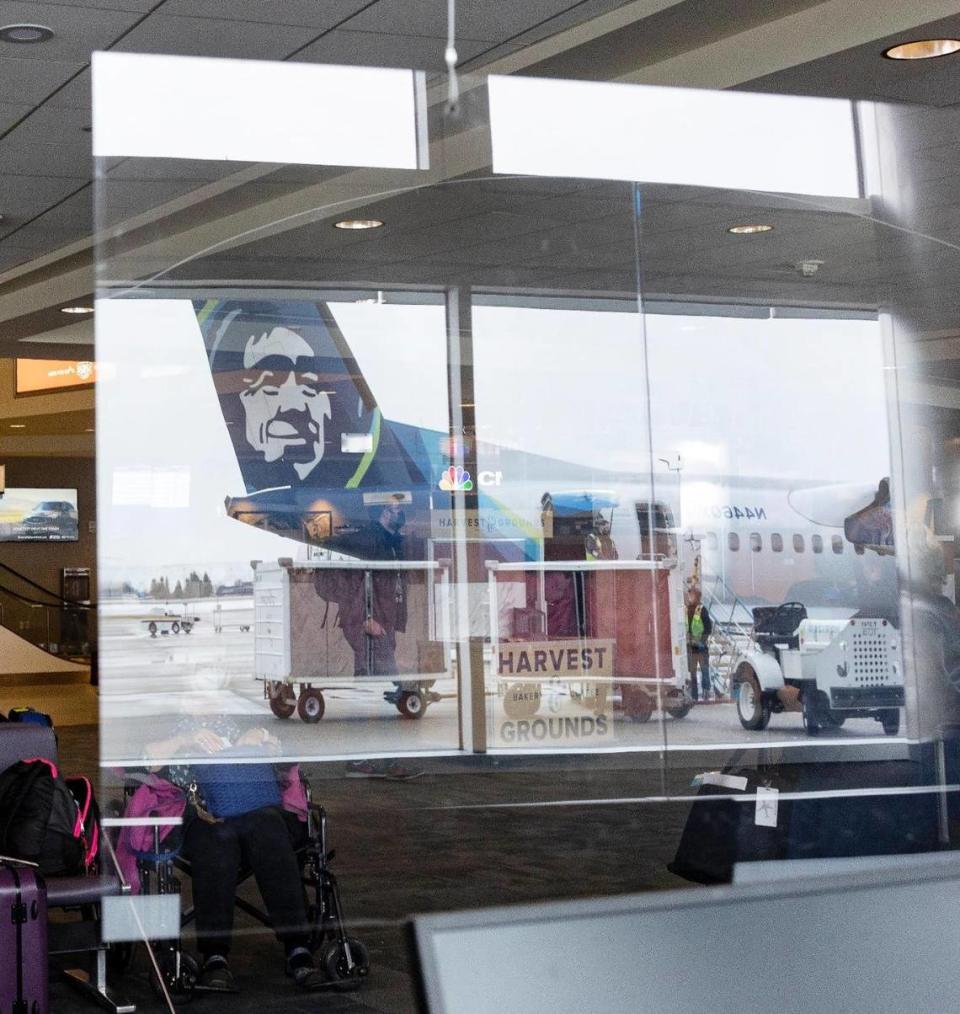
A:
0;758;97;876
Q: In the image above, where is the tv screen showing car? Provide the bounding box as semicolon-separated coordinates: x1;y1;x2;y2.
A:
0;489;79;542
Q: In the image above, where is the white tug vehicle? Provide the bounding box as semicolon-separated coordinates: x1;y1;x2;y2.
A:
731;601;904;736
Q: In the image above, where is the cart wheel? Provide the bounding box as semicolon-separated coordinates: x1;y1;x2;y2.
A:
624;689;654;723
148;621;158;636
320;935;370;986
398;691;426;719
298;689;326;723
801;693;820;736
881;709;900;736
151;949;198;1004
503;682;541;719
666;701;694;720
183;623;192;634
171;622;180;634
820;709;845;728
736;669;771;731
269;684;296;720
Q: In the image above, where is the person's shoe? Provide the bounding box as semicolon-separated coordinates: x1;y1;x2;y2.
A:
196;955;239;993
345;760;380;778
383;762;423;781
345;760;423;780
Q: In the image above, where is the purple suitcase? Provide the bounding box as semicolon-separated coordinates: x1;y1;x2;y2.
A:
0;861;48;1014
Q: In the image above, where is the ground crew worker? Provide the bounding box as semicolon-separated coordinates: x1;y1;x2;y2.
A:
585;514;618;560
686;586;713;702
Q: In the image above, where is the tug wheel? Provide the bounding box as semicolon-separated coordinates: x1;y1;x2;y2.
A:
736;669;771;731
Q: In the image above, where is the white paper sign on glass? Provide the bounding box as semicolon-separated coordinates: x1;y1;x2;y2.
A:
488;75;860;198
92;52;428;170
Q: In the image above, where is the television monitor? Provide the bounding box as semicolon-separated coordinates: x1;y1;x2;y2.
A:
0;488;79;542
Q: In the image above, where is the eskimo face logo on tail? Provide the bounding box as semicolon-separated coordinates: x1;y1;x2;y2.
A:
240;327;332;479
439;465;473;492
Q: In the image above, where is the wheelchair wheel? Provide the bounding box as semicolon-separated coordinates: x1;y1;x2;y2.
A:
320;935;370;986
150;949;198;1005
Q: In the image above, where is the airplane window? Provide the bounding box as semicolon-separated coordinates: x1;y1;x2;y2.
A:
771;533;783;552
832;535;844;554
728;532;740;551
750;533;762;553
793;533;805;553
812;534;823;554
705;532;718;551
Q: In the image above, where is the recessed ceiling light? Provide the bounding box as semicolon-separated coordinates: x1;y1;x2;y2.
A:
9;424;25;429
84;428;95;433
883;39;960;60
60;306;94;315
334;219;384;230
0;24;54;44
727;224;774;235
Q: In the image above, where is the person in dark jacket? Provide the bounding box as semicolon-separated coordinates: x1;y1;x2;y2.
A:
686;585;713;702
334;498;408;677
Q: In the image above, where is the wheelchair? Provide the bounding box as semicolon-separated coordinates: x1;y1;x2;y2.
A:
111;774;369;1004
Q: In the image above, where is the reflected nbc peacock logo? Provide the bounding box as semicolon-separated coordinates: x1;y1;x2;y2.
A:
438;465;474;492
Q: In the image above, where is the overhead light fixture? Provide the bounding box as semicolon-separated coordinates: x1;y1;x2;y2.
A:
334;219;384;230
727;224;774;235
9;424;25;429
0;24;54;43
84;428;95;433
60;306;94;315
883;39;960;60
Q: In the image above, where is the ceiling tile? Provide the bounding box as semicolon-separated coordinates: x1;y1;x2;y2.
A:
44;67;90;110
0;101;33;134
161;0;368;30
0;55;83;103
344;0;593;43
295;28;488;71
0;173;87;223
0;2;144;61
113;13;327;60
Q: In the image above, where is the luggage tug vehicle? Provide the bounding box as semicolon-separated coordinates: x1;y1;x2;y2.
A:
731;602;905;736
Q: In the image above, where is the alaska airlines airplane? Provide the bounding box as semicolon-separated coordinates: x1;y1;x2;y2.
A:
194;298;899;618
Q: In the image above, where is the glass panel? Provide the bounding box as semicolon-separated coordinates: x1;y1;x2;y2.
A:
89;54;960;1012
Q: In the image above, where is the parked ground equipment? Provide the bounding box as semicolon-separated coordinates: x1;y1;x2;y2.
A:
731;602;904;736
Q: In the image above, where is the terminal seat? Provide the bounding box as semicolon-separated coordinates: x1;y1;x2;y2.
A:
0;723;132;1012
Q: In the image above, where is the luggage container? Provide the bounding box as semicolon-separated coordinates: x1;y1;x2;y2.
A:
254;558;452;721
487;556;688;724
0;860;48;1014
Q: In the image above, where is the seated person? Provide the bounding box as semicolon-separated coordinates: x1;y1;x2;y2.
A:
144;715;324;993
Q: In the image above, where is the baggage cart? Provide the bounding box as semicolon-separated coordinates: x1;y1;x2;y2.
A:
253;558;452;722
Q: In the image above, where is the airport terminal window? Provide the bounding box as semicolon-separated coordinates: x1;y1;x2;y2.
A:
793;533;805;553
750;532;762;553
832;534;844;554
728;532;740;551
771;533;783;553
812;533;823;553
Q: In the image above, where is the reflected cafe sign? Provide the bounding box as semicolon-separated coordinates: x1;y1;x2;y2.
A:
431;508;522;540
16;358;97;395
494;639;615;747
